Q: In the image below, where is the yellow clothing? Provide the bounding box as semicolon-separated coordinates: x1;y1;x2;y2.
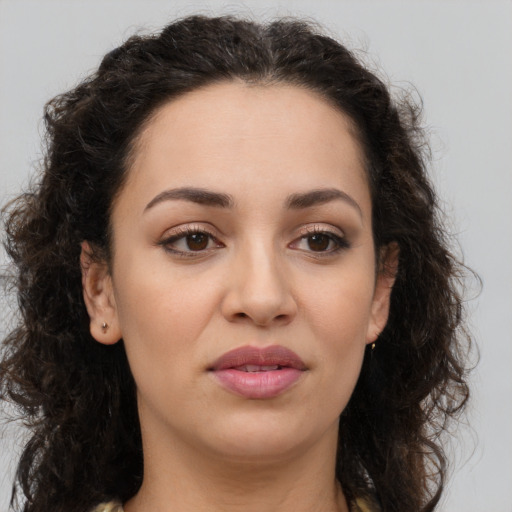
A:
354;496;378;512
92;497;378;512
92;502;123;512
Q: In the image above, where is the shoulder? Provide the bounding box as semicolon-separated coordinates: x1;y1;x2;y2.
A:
90;501;124;512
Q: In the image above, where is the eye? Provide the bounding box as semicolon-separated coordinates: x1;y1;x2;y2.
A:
159;227;224;256
304;233;334;252
289;228;349;255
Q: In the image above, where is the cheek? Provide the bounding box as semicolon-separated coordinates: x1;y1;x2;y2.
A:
303;264;375;344
111;263;220;384
299;264;375;402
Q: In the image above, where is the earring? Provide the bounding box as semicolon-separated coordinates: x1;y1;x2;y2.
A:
371;331;380;351
101;322;109;333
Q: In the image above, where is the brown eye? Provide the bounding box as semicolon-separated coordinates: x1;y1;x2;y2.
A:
159;228;224;256
307;233;331;252
186;233;209;251
289;229;349;255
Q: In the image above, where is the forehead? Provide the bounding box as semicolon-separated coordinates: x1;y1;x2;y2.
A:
121;81;370;212
134;81;364;155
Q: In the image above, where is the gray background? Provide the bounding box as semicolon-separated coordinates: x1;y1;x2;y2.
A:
1;0;511;510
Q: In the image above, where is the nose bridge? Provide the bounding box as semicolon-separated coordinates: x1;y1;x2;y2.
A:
223;234;296;326
245;237;283;295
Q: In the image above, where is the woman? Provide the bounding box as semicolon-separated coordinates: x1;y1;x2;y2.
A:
0;14;471;512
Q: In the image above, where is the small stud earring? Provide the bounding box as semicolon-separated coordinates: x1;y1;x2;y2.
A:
371;331;380;351
101;322;109;333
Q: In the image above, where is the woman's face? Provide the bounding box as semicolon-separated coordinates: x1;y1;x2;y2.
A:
84;82;395;463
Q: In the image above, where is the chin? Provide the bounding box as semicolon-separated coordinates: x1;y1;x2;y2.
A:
201;410;338;464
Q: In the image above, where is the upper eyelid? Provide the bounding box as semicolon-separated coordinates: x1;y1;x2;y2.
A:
161;223;219;240
295;223;345;237
159;223;345;239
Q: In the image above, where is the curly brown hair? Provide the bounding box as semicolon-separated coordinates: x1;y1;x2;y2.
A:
1;14;472;512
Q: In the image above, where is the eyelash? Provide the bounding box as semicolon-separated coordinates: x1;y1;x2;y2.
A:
290;226;350;257
158;225;349;258
158;226;223;258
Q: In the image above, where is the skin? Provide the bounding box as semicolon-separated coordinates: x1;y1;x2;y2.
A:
81;82;397;512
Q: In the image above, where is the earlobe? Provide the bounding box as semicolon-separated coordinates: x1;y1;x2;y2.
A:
80;241;122;345
367;243;399;344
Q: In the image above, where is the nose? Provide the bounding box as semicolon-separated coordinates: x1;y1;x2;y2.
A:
220;242;298;327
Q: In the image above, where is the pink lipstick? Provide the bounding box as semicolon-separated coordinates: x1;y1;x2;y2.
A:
209;345;306;399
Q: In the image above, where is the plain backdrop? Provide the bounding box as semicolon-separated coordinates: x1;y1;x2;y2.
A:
1;0;511;510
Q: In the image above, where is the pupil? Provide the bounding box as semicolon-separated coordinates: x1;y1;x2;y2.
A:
187;233;208;250
308;234;329;251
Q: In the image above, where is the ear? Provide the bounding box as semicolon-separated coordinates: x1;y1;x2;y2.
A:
80;241;122;345
366;242;399;344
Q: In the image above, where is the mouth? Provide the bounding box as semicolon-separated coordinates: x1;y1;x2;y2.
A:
210;345;307;371
231;364;282;372
209;345;307;399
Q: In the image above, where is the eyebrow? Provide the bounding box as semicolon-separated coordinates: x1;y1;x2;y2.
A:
144;187;234;211
144;186;362;217
285;188;362;217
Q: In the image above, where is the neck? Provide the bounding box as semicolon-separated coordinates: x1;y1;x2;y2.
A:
124;419;349;512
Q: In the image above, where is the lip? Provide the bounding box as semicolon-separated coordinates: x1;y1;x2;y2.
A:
209;345;307;399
